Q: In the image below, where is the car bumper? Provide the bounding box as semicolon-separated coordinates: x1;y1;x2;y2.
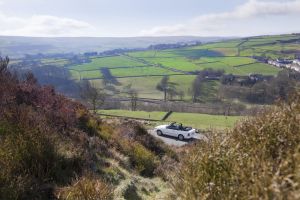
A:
185;133;195;139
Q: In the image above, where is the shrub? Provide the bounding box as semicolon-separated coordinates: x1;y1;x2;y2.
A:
98;123;114;142
133;125;178;160
100;166;125;185
0;56;112;199
154;156;179;181
129;142;158;177
0;120;82;199
171;93;300;199
77;109;100;136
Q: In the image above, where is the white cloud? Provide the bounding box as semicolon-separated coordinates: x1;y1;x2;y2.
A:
0;13;94;37
140;0;300;36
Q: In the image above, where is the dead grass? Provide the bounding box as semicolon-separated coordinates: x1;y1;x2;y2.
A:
58;176;113;200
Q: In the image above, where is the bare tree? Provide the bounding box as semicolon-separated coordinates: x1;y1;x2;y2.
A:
0;56;9;74
191;73;205;102
156;75;178;101
178;91;185;101
80;80;106;114
167;88;178;100
128;89;138;111
156;75;169;101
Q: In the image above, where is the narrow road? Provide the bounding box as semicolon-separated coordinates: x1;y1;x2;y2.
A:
148;129;207;147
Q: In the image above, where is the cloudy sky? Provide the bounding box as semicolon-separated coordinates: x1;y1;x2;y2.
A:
0;0;299;37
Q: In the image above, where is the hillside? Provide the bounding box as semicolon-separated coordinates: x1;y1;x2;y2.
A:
67;34;300;110
2;54;300;199
0;36;225;58
8;33;300;123
170;92;300;199
0;57;178;199
66;33;300;81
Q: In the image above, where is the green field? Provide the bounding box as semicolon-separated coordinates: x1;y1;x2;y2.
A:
69;55;146;71
68;34;299;81
110;66;181;77
98;109;242;130
127;47;281;76
68;34;298;101
143;57;201;71
91;75;196;99
80;70;103;79
235;63;281;75
41;58;69;66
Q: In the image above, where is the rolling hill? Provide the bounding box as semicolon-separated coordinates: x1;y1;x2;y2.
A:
0;36;225;58
57;33;299;100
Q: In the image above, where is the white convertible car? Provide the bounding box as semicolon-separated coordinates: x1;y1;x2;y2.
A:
154;122;197;141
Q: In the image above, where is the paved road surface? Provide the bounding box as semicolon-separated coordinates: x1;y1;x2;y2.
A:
148;129;207;147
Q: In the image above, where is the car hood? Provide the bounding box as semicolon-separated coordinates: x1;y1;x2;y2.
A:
188;129;196;133
155;125;168;129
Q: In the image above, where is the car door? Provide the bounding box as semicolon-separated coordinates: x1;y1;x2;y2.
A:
168;126;179;137
165;126;174;136
174;125;185;138
176;129;185;138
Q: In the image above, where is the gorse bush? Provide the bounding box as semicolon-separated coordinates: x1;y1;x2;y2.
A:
116;137;158;177
130;142;158;177
171;93;300;199
98;123;114;142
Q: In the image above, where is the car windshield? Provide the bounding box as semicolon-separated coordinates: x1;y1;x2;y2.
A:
168;123;191;131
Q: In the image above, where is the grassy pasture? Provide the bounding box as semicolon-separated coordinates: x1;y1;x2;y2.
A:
73;66;182;80
67;34;298;99
127;50;179;58
41;58;68;66
235;63;281;75
69;70;103;80
99;110;166;120
192;57;279;75
215;57;256;66
143;57;201;71
69;55;145;71
191;41;242;49
80;70;103;79
91;74;219;101
212;48;238;56
171;49;224;58
98;109;242;130
168;112;241;130
110;66;182;77
91;76;166;99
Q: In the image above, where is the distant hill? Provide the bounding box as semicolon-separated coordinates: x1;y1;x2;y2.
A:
11;33;300;106
0;36;228;58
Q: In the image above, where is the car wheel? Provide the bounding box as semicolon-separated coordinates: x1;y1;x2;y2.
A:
178;134;184;141
157;130;163;136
